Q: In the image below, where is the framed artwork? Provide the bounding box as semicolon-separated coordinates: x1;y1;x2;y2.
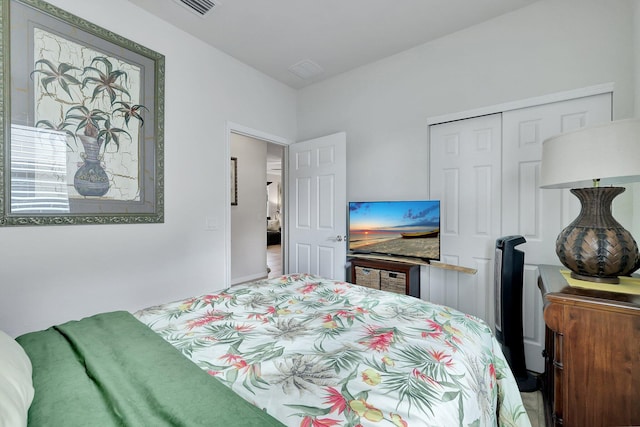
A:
231;157;238;206
0;0;165;226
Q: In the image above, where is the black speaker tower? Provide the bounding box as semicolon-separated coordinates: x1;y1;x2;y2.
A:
494;235;538;392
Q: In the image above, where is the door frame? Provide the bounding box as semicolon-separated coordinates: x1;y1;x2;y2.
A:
427;82;614;126
225;121;291;286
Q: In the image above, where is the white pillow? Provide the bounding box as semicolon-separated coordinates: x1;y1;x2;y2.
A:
0;330;34;427
267;219;280;231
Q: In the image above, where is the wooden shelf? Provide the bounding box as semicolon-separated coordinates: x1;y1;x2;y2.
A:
347;252;477;275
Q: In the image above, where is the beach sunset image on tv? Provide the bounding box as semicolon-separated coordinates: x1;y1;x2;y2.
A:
348;200;440;260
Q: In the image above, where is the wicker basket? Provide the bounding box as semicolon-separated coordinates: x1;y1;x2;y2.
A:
355;266;380;289
380;270;406;294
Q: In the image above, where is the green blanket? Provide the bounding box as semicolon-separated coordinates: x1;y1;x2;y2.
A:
17;311;284;427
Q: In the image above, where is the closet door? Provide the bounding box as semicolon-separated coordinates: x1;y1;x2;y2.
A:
429;114;502;322
501;93;612;373
429;92;612;374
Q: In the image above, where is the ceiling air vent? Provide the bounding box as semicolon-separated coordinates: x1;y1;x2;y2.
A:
174;0;216;17
288;59;324;80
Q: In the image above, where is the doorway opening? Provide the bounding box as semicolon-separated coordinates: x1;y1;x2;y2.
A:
227;123;289;286
266;142;283;278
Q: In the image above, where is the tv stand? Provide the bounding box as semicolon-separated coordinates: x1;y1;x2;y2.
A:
349;257;420;298
348;252;477;275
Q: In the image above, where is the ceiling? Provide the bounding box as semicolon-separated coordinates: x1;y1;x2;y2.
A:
127;0;540;89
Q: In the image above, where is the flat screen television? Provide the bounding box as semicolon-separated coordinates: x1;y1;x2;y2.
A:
348;200;441;261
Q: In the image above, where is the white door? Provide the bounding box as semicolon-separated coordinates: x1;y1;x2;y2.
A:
288;132;347;280
429;114;503;321
501;93;612;373
429;93;612;375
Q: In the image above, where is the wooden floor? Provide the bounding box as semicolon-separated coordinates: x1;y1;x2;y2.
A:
267;244;282;278
521;390;545;426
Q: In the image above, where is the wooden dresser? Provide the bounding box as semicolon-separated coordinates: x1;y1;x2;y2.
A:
538;265;640;427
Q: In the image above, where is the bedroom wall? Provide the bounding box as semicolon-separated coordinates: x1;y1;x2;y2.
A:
297;0;636;207
0;0;297;337
634;1;640;234
636;1;640;116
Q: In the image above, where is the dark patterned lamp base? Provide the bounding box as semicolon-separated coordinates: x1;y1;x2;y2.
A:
555;187;640;284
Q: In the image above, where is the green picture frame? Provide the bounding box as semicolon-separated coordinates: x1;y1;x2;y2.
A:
0;0;165;226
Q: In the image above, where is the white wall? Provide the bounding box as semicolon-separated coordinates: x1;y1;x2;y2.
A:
634;1;640;233
0;0;297;337
230;134;268;283
636;1;640;116
298;0;636;204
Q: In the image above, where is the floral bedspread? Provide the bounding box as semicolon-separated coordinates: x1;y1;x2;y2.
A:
135;274;531;427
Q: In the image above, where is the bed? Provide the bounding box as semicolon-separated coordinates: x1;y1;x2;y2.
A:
2;274;532;427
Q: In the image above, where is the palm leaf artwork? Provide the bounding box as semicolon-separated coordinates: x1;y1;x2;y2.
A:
64;106;106;137
97;119;131;151
112;101;148;127
82;57;131;104
34;119;78;149
31;59;81;100
32;38;147;197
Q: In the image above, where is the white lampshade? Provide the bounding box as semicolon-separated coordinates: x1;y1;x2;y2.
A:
540;118;640;189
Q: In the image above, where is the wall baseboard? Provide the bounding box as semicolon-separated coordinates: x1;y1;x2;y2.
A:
230;271;268;286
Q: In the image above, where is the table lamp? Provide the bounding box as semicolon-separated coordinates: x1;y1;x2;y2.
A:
540;118;640;284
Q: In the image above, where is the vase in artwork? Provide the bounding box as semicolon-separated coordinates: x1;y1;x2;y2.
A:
74;135;110;197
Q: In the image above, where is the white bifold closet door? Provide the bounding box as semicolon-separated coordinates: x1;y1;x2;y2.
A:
429;113;502;326
429;92;612;373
